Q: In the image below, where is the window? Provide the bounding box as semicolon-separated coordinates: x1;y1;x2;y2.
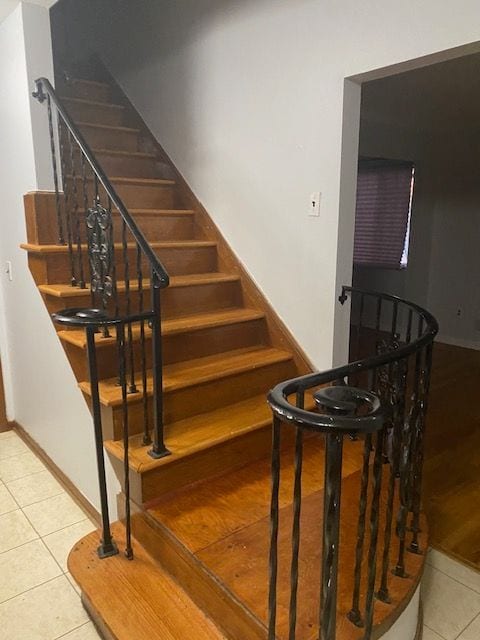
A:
353;158;415;269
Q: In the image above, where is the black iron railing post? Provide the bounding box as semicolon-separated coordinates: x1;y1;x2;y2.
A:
149;269;170;459
85;323;119;559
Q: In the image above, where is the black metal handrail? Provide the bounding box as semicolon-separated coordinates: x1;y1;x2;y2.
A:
267;286;438;640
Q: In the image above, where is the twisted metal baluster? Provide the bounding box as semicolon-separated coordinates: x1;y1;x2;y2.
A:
46;96;64;245
319;432;343;640
68;131;85;288
58;120;76;285
137;244;151;445
347;431;372;627
118;321;133;560
268;416;281;640
121;218;137;394
288;391;304;640
80;155;91;287
363;428;384;639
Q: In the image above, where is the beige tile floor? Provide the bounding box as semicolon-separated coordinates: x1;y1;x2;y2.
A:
2;429;480;639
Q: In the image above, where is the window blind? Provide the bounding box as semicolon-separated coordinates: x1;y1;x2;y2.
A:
353;158;414;269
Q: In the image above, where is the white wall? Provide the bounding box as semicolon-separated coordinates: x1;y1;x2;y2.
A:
0;2;118;514
426;129;480;349
61;0;480;370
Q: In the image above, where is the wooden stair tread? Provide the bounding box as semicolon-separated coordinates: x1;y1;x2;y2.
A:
62;96;124;110
76;121;140;133
105;393;279;472
79;346;293;406
58;308;265;348
21;240;216;253
68;522;226;640
38;272;240;297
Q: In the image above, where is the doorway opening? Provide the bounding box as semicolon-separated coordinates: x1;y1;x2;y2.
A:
350;51;480;570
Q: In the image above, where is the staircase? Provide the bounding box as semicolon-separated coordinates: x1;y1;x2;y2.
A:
24;72;434;640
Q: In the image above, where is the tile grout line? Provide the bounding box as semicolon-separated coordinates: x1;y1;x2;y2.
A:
424;623;448;640
453;610;480;639
426;560;480;595
54;620;94;640
0;574;68;608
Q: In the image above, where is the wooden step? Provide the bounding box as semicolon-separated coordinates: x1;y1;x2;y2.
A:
79;346;296;429
62;96;125;126
58;308;268;380
105;393;312;500
68;522;226;640
65;175;177;209
78;122;140;151
79;345;295;438
22;240;217;284
24;191;195;244
87;148;163;179
129;440;427;640
38;272;243;318
63;78;111;103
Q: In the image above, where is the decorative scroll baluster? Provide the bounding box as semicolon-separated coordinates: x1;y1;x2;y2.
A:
377;355;408;602
409;342;432;555
68;131;85;288
46;95;64;245
288;390;304;640
268;415;281;640
86;192;114;321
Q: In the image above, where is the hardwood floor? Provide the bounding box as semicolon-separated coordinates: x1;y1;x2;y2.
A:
423;341;480;569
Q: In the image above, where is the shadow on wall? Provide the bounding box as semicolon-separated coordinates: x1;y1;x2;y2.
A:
51;0;271;171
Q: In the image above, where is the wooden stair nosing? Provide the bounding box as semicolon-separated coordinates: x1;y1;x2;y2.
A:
76;121;140;134
65;174;176;187
69;77;111;89
37;272;241;298
21;240;216;254
58;307;266;349
79;346;293;407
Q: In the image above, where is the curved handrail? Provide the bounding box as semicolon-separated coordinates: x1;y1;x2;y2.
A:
267;286;439;432
32;77;169;288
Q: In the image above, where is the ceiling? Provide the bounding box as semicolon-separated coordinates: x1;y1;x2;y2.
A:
361;51;480;133
0;0;58;26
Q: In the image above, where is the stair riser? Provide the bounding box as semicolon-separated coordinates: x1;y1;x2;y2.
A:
63;177;176;211
79;124;139;151
108;357;296;437
64;101;125;126
43;279;243;320
92;153;161;179
64;81;111;103
25;194;195;244
27;244;217;285
64;317;268;391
